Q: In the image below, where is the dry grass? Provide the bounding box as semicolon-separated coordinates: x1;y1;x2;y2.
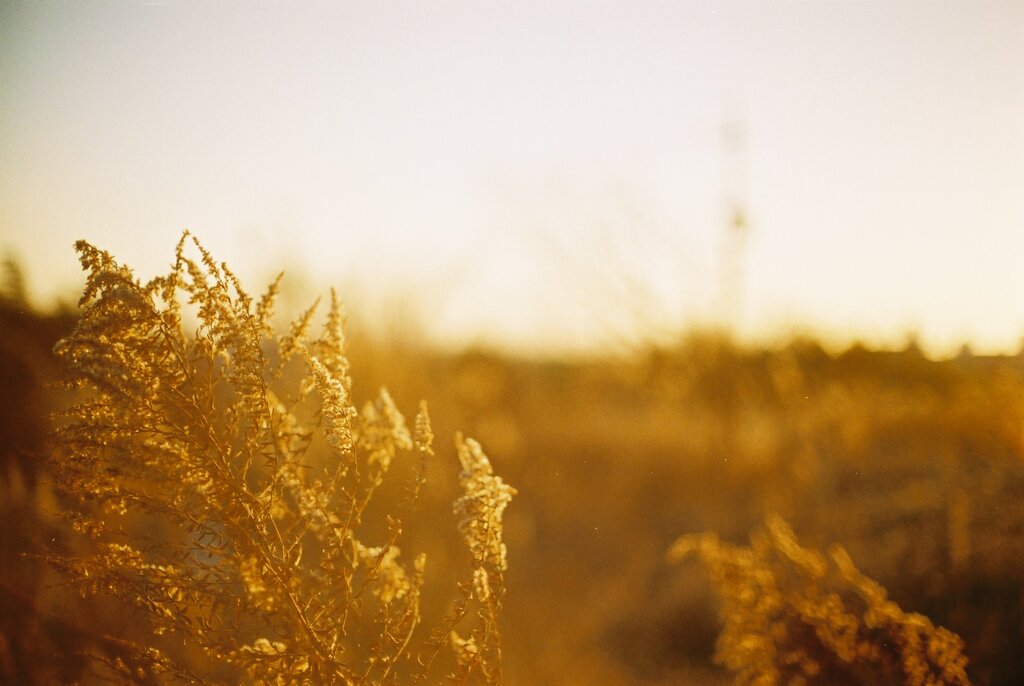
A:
7;234;1012;684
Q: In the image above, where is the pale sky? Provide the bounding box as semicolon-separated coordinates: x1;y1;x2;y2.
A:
2;1;1022;355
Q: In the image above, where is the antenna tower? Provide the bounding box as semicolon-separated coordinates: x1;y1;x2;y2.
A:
718;115;750;331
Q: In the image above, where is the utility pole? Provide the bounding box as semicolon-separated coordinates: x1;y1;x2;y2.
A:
718;115;750;332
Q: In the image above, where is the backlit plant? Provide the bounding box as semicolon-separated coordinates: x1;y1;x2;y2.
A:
47;233;514;684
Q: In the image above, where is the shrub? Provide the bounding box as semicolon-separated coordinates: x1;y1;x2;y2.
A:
46;233;514;684
668;515;971;686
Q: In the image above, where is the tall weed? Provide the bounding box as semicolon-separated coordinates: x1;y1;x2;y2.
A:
46;233;514;684
669;515;971;686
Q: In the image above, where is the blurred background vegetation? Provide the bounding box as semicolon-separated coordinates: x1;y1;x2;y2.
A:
3;256;1023;685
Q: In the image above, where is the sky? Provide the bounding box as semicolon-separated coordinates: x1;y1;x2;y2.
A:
1;1;1022;356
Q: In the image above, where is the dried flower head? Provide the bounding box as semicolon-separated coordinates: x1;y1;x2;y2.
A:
454;434;516;575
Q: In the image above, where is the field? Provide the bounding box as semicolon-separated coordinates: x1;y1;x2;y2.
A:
1;244;1023;685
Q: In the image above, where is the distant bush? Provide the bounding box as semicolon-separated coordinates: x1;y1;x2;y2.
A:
46;233;514;684
669;515;971;686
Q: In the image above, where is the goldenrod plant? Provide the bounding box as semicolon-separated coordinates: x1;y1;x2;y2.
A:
46;233;514;684
668;515;971;686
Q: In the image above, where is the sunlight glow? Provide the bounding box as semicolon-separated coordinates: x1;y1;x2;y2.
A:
1;1;1022;356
